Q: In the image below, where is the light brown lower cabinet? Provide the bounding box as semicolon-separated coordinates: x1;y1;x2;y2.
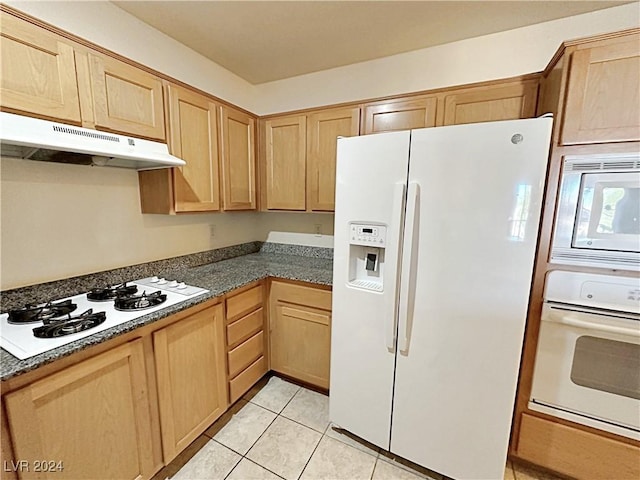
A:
153;303;227;462
4;339;155;480
269;281;332;389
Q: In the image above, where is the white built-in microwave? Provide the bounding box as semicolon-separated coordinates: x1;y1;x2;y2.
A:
551;154;640;271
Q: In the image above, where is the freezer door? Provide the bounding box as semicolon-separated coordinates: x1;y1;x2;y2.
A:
330;131;410;449
390;118;552;479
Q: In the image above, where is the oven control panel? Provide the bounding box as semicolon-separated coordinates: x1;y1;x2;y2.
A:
545;271;640;314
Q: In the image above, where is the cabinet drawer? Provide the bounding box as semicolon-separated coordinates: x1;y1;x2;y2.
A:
226;285;263;322
227;308;263;349
228;331;264;378
229;356;267;403
270;281;332;311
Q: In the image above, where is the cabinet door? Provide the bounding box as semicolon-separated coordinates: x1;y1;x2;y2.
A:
269;282;332;389
0;12;81;124
264;115;307;210
220;106;257;210
561;38;640;144
153;304;227;462
85;53;165;140
363;96;437;134
442;80;538;126
5;340;155;480
307;107;360;212
167;84;220;212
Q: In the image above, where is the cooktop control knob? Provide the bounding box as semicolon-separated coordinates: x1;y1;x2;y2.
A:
177;282;187;289
150;276;159;283
157;278;167;285
168;280;179;288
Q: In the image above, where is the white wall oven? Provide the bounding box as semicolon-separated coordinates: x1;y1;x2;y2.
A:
530;271;640;440
551;153;640;271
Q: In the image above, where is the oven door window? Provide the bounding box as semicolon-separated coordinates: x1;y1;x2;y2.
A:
571;335;640;400
573;172;640;251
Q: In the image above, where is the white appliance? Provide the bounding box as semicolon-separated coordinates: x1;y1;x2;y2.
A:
330;117;553;480
0;111;186;170
550;153;640;271
529;271;640;441
0;277;208;359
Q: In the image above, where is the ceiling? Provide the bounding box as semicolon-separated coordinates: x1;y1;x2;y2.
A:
113;1;632;84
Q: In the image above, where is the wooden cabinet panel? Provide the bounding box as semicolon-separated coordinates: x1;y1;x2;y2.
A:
561;38;640;144
4;340;155;480
269;281;332;389
84;53;165;140
228;331;264;378
307;107;360;211
363;96;437;134
442;80;538;126
153;304;227;462
0;12;81;124
226;284;263;322
517;414;640;479
220;106;257;210
264;115;307;210
167;84;220;212
229;356;267;403
227;308;264;349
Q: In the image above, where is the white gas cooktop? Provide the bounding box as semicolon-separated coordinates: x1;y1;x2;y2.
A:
0;277;208;360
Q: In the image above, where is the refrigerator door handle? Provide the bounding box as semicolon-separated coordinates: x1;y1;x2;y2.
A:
398;181;420;354
385;182;407;352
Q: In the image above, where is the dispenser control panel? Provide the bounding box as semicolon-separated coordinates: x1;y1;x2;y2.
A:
350;224;387;247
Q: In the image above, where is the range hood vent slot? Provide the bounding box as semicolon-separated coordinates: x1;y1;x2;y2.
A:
52;125;121;143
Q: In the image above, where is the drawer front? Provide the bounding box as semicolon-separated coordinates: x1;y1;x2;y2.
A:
227;308;263;349
229;356;267;403
226;285;263;322
228;331;264;378
270;281;332;311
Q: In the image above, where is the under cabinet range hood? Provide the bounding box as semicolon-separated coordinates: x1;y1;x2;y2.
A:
0;112;186;170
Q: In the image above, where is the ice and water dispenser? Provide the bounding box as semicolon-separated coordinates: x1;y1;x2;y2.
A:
348;223;387;292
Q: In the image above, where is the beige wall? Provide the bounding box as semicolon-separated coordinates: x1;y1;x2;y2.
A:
0;159;333;290
254;3;640;114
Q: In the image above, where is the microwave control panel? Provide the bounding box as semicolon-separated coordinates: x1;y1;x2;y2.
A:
349;224;387;247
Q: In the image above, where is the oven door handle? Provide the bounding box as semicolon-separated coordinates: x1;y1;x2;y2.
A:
546;310;640;338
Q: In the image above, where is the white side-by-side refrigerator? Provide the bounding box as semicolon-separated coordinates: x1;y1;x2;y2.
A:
330;117;553;480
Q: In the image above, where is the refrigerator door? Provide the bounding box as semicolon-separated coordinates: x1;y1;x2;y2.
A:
390;118;552;479
330;131;410;449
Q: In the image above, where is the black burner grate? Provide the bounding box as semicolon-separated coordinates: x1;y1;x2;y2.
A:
87;283;138;302
114;291;167;311
8;300;77;324
33;309;107;338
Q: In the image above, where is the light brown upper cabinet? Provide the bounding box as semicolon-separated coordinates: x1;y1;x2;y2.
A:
307;107;360;211
561;36;640;144
442;80;538;126
168;84;220;212
153;304;227;462
220;106;257;210
0;11;81;124
138;84;221;214
263;115;307;210
4;340;156;480
362;96;437;134
78;53;166;140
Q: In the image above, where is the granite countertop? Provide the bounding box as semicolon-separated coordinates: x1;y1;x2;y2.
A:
0;246;333;382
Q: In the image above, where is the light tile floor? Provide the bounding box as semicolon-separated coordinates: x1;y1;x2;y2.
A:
152;375;567;480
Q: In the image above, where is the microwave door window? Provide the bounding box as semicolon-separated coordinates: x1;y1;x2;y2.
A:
573;173;640;252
